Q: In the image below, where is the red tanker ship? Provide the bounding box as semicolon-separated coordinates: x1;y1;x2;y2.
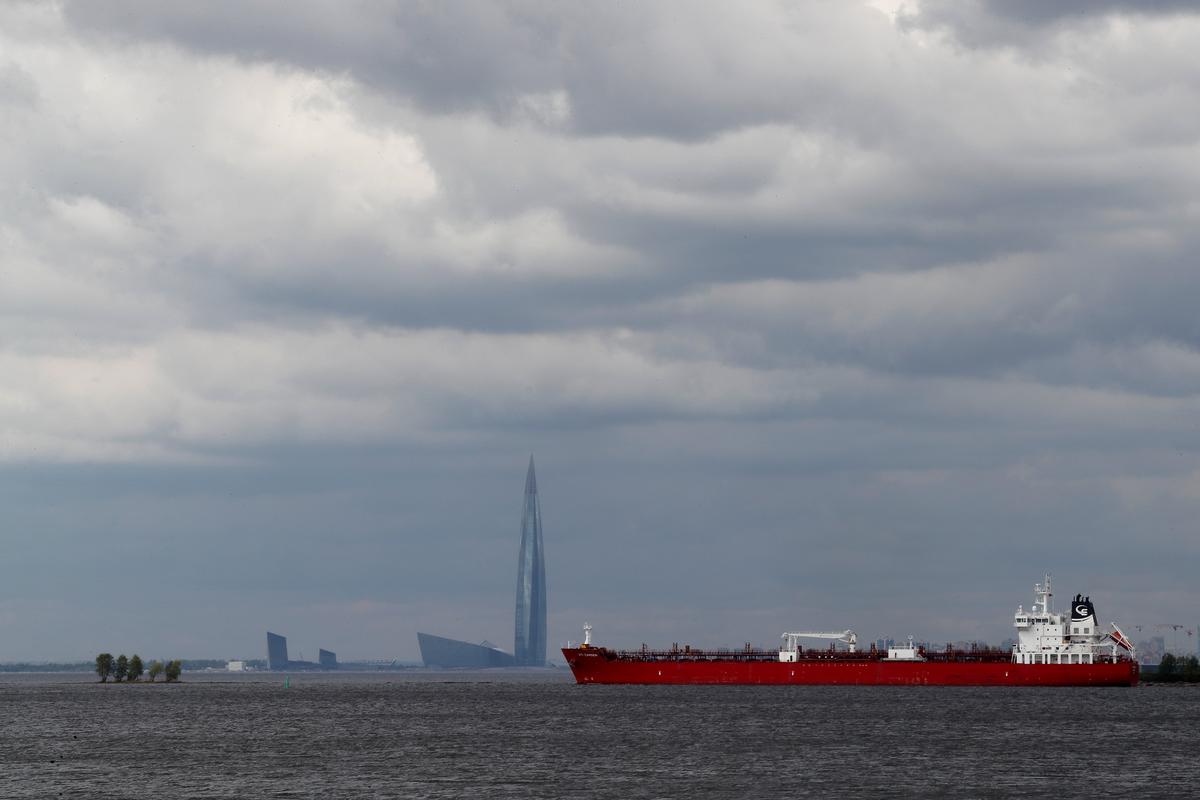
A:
563;576;1139;686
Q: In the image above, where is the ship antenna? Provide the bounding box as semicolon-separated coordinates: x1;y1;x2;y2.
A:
1034;573;1053;613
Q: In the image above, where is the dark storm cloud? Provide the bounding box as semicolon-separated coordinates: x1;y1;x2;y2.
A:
61;0;906;141
904;0;1200;47
52;0;1200;333
63;1;564;113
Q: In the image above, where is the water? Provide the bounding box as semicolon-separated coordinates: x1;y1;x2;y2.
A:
1;672;1195;798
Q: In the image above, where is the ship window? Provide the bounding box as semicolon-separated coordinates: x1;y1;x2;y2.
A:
1072;627;1079;634
1083;627;1090;634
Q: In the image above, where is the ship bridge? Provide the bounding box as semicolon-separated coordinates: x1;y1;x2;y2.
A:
1011;575;1134;665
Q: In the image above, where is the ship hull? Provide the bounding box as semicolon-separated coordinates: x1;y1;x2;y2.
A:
563;648;1139;686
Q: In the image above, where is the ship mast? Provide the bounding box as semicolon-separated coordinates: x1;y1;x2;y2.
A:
1035;573;1052;614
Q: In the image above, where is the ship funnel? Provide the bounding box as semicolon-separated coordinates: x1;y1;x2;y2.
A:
1070;595;1097;626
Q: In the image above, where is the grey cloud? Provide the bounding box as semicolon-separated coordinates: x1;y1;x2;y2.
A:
0;61;38;107
904;0;1199;48
61;0;907;141
43;2;1200;335
653;238;1200;384
63;1;565;112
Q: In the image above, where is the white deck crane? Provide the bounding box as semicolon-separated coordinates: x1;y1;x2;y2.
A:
779;630;857;662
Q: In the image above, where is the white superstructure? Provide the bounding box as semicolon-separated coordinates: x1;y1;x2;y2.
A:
1011;574;1134;665
779;630;857;661
885;636;923;661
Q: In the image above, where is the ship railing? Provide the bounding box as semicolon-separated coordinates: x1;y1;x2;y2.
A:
615;650;781;662
923;650;1013;664
611;649;884;663
594;647;1139;665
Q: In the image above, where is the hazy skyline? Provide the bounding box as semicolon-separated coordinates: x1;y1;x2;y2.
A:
2;1;1198;661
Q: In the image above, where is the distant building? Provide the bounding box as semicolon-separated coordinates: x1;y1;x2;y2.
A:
266;631;337;670
1136;636;1166;665
226;660;246;672
418;632;516;668
417;456;550;668
266;631;288;671
514;456;547;666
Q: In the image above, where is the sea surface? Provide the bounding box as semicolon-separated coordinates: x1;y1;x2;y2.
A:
1;670;1195;799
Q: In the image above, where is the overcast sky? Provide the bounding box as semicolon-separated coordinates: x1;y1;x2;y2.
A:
2;1;1198;662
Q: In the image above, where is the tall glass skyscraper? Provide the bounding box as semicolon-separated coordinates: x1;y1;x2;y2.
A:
514;456;547;666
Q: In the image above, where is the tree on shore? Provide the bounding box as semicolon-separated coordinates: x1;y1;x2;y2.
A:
95;653;114;683
164;660;182;683
128;654;144;682
1154;653;1200;683
114;655;129;683
1159;653;1176;680
147;660;163;682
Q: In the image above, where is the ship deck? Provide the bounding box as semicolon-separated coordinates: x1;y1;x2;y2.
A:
600;645;1128;665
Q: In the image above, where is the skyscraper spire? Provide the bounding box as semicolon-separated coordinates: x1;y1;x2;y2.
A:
514;455;547;666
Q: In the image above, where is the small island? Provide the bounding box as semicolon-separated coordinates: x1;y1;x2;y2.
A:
95;653;182;683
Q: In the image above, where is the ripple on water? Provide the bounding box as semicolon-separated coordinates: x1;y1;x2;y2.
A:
0;673;1195;799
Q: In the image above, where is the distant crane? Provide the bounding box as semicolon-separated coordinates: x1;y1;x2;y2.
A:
1153;624;1194;655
